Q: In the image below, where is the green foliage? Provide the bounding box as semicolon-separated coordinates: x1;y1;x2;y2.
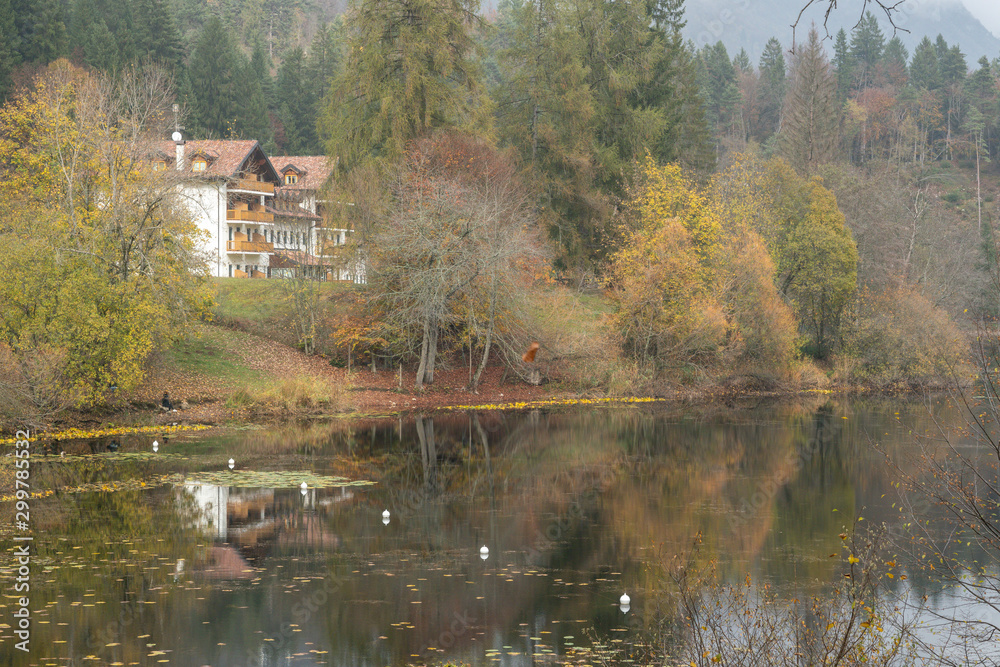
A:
186;16;243;138
320;0;488;173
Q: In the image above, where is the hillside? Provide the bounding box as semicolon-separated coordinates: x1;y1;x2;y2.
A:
683;0;1000;62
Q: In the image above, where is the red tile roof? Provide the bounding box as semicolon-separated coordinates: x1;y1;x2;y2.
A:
271;155;335;192
157;140;280;183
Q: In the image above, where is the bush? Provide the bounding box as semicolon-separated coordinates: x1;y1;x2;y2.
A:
942;190;962;204
838;286;969;388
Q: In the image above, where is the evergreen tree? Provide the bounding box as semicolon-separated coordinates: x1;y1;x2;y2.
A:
939;42;967;88
277;47;319;153
638;0;712;171
232;44;273;147
832;28;853;102
320;0;486;171
575;0;666;193
306;21;343;94
494;0;597;267
909;36;940;90
133;0;183;69
0;0;21;101
697;41;740;141
780;28;839;172
83;19;120;72
758;37;786;139
13;0;66;64
881;36;908;87
733;48;751;74
849;11;884;91
187;16;242;138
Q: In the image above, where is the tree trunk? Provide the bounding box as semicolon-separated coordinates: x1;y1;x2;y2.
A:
471;274;497;392
415;316;431;389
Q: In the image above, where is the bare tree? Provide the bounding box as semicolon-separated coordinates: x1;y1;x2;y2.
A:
364;132;538;389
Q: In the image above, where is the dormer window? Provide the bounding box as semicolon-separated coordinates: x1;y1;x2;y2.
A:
153;161;166;171
192;158;208;172
284;172;298;185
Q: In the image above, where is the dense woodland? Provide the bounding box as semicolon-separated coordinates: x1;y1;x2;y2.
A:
0;0;995;416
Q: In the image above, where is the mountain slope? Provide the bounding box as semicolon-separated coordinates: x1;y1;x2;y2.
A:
683;0;1000;63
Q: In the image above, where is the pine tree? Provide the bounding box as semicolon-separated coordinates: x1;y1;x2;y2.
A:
277;47;318;153
133;0;183;69
187;16;242;138
733;48;751;74
849;11;884;91
832;28;853;102
780;28;839;172
14;0;66;64
575;0;665;194
494;0;598;268
0;0;21;101
909;36;940;90
83;19;120;72
232;44;272;146
697;41;740;141
880;36;908;87
320;0;486;171
758;37;786;139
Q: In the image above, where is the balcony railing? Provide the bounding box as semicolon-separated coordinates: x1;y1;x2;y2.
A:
227;240;274;253
227;209;274;223
232;178;275;195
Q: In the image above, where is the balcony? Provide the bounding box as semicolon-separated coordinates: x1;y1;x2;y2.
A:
227;209;274;223
228;239;274;254
232;178;275;195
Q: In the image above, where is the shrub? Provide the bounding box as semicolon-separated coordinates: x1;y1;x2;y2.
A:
838;286;969;387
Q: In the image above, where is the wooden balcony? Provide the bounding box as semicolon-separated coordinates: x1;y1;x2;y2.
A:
227;209;274;223
227;239;274;253
232;178;275;195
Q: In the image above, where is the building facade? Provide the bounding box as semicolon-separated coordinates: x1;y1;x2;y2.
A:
159;135;363;282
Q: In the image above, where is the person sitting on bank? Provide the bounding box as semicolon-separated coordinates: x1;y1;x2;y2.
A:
160;391;173;412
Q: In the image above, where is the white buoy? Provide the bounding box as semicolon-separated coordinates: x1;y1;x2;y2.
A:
382;509;390;525
228;458;235;470
480;545;489;560
152;440;159;453
301;482;308;490
620;593;630;605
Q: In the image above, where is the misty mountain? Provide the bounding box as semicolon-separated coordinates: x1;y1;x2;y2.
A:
683;0;1000;64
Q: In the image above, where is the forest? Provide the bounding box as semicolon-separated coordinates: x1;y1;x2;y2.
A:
0;0;994;410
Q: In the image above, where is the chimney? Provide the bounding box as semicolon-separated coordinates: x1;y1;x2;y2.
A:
172;130;185;170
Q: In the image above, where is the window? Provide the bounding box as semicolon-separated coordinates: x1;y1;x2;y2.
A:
153;161;166;171
192;158;207;171
228;264;232;277
284;172;298;185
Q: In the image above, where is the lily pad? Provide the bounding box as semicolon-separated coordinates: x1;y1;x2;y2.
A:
179;470;375;489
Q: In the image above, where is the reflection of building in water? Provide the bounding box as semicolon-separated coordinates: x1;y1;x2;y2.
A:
177;483;355;571
182;482;229;540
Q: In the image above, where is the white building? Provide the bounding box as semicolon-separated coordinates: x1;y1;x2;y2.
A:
157;136;363;282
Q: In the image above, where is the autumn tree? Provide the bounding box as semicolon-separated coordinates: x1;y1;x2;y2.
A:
363;133;537;389
608;158;725;372
0;61;211;422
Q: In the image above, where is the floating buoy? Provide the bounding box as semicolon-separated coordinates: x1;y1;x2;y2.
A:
480;545;489;560
620;592;631;614
382;509;390;525
152;440;159;453
228;458;235;470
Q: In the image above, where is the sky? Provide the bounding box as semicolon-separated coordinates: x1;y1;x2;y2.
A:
960;0;1000;37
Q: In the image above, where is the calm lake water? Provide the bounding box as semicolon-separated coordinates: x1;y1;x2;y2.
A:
0;395;979;665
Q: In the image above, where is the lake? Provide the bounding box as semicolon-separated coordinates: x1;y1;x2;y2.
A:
0;395;980;665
